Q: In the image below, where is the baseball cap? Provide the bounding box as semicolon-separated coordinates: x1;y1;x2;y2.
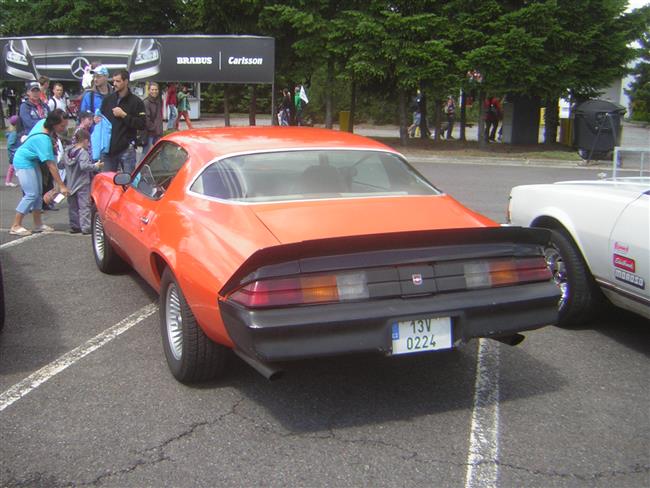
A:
92;65;109;77
27;81;40;91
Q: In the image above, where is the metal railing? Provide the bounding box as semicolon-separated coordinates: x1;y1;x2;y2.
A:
612;146;650;178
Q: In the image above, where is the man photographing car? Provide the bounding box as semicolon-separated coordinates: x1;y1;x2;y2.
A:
100;69;146;174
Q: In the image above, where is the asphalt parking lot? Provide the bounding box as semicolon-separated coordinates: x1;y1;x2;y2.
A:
0;131;648;487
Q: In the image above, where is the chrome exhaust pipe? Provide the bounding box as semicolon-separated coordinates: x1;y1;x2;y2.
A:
491;333;525;346
234;349;284;381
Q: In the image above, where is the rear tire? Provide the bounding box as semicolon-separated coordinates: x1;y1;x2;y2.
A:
545;229;602;327
91;207;127;274
159;268;227;383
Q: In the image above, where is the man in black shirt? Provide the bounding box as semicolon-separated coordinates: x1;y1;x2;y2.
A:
100;69;146;174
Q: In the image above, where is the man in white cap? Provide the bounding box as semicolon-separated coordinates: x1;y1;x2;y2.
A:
80;65;111;116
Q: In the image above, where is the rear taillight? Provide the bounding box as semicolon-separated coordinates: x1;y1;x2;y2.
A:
229;272;369;308
228;257;552;308
464;257;552;289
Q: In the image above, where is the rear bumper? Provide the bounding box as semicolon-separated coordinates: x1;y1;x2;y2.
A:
219;281;559;362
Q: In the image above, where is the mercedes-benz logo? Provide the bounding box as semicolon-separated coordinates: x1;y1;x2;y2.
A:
70;57;90;79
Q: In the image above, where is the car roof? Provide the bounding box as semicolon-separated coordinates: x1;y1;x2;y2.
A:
162;127;400;162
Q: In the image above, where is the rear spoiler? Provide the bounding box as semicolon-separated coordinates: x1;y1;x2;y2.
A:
219;226;552;296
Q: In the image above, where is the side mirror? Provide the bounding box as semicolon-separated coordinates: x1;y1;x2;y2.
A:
113;172;131;186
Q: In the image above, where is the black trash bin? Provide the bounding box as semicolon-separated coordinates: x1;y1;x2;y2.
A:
573;99;626;159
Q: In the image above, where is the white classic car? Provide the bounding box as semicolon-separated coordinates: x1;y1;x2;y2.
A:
508;177;650;326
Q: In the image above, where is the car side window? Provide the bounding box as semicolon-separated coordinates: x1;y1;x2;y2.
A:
132;141;188;199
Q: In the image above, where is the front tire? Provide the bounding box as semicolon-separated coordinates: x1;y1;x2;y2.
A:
91;207;127;274
159;268;227;383
545;229;602;327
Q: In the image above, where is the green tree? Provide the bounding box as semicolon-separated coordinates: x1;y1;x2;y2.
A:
0;0;182;35
626;31;650;122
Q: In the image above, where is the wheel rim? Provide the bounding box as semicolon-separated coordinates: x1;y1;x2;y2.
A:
93;214;105;261
165;283;183;361
545;245;569;311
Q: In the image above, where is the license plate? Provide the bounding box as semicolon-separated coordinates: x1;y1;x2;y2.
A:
391;317;452;355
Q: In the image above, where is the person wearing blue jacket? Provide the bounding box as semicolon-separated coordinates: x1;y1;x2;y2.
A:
79;65;111;123
19;82;49;136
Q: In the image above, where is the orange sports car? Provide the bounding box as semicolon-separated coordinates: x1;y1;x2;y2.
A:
90;127;559;383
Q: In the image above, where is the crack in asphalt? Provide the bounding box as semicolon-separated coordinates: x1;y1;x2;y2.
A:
497;460;650;482
5;394;647;487
1;398;246;488
1;469;61;488
80;398;248;486
229;402;468;470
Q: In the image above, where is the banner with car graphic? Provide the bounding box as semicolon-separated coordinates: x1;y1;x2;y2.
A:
0;36;275;84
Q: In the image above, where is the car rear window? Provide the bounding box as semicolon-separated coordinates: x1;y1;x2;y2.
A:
189;150;440;202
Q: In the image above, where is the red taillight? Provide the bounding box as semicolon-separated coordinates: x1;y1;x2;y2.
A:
465;257;552;289
229;272;368;308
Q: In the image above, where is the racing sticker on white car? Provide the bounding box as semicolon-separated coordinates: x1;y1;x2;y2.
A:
614;241;629;254
613;254;635;272
614;268;645;289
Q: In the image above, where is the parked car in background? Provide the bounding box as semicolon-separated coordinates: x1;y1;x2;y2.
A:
3;37;161;81
508;177;650;326
91;127;559;383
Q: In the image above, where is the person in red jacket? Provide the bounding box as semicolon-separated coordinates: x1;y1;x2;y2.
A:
484;96;502;142
165;83;177;130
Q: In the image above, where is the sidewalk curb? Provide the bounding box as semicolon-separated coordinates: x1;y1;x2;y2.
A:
402;153;613;169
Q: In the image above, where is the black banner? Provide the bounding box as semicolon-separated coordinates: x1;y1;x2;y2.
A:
0;35;275;83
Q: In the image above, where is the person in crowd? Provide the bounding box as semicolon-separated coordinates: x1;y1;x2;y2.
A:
484;95;502;142
47;82;69;116
175;85;193;130
445;95;456;140
416;88;431;138
27;108;69;210
408;110;421;138
38;76;50;103
19;82;50;136
10;110;70;236
294;85;303;126
72;111;94;155
5;115;20;187
2;87;17;116
165;82;177;130
62;128;102;234
80;65;111;118
142;82;164;161
279;88;292;126
100;69;146;174
408;90;422;138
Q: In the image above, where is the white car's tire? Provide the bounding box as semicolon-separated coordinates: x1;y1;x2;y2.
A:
160;268;227;383
545;229;602;327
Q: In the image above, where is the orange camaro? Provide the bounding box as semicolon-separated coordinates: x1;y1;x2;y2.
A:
91;127;559;383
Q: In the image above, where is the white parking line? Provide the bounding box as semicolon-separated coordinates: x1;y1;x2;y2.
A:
0;231;83;249
464;338;501;488
0;233;45;249
0;304;157;413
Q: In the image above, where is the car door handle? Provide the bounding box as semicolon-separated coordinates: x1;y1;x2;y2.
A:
140;216;149;224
